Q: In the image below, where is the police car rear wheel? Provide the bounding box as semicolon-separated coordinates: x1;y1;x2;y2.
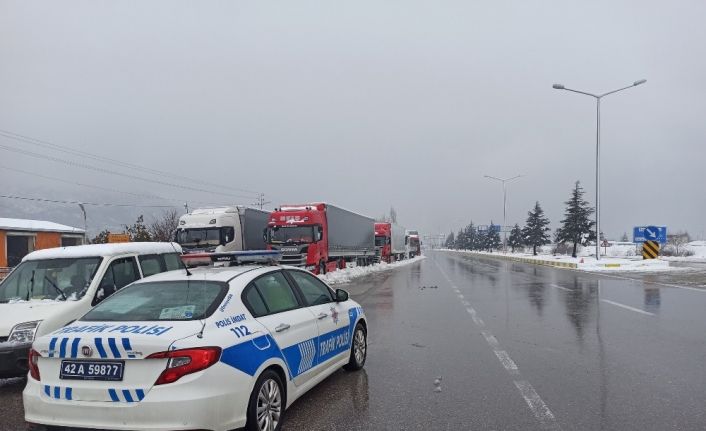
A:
247;369;284;431
344;323;367;371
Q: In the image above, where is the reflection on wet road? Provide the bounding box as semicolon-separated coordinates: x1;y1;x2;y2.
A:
284;251;706;430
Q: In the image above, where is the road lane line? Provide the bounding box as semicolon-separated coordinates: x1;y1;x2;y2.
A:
514;380;562;431
434;257;563;430
550;283;570;292
481;331;499;349
600;299;655;316
494;350;519;374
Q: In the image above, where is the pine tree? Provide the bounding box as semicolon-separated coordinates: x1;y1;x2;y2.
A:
507;224;523;253
464;222;477;250
556;181;595;257
522;201;551;256
621;232;629;242
476;229;488;251
445;231;455;248
487;222;501;252
454;230;464;249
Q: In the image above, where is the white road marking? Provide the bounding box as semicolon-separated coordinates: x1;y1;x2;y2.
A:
600;299;655;316
434;258;561;429
514;380;562;431
550;283;570;292
494;350;519;374
481;331;499;349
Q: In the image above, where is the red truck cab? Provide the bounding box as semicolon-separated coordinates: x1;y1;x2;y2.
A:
375;222;393;263
266;204;328;273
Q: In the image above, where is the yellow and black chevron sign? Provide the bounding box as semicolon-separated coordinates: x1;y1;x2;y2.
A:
642;240;660;259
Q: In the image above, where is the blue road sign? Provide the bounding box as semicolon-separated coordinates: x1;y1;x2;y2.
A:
633;226;667;244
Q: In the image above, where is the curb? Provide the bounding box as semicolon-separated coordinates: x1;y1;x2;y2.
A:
462;252;578;269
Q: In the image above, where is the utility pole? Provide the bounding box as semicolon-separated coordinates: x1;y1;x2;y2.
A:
183;202;189;213
484;174;524;253
78;203;87;244
552;79;646;260
252;193;271;210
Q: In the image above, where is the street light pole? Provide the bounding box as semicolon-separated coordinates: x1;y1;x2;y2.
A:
552;79;646;260
484;174;524;253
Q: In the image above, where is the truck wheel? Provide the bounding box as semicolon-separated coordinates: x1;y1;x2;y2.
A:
319;261;326;275
344;323;367;371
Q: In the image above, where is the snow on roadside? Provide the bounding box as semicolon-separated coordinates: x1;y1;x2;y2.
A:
443;249;680;272
318;256;426;285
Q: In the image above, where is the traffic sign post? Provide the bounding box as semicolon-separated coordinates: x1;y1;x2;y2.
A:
642;240;660;259
633;226;667;244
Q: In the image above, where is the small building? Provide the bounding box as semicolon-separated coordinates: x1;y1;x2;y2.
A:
0;218;85;269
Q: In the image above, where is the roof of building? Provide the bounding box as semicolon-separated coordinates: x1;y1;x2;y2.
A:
0;218;85;234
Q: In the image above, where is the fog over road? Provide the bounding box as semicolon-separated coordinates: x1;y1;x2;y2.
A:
3;252;706;430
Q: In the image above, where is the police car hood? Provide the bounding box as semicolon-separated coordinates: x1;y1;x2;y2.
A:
34;320;204;359
0;300;76;337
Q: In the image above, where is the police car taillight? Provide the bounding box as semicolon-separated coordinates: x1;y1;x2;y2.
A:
28;349;41;381
147;347;222;385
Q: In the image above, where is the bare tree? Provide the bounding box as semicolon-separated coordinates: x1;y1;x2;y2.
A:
150;209;180;242
667;231;691;255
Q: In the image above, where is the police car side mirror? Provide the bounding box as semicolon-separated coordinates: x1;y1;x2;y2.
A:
335;289;349;302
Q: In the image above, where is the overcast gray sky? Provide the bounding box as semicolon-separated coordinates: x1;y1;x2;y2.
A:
1;0;705;239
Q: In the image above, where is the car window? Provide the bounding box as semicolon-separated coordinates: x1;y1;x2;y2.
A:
243;284;269;317
139;254;164;277
95;257;139;304
83;280;227;321
288;270;334;305
251;272;299;314
163;253;183;271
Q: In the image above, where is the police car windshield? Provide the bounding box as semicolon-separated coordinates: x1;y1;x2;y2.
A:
0;257;102;303
82;280;228;321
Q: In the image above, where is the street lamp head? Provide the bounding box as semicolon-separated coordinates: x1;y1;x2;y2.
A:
633;79;647;86
552;84;565;90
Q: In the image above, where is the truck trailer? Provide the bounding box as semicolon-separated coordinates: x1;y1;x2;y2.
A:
265;203;375;274
374;222;407;263
176;207;270;254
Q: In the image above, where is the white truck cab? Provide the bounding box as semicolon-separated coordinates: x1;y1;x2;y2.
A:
0;242;182;378
175;207;269;254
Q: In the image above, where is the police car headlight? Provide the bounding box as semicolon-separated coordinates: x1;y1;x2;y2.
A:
8;321;42;344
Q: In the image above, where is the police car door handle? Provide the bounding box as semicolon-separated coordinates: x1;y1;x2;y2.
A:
275;324;290;332
317;312;328;320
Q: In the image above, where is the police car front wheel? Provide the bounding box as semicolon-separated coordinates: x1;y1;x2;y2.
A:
344;323;367;371
247;369;285;431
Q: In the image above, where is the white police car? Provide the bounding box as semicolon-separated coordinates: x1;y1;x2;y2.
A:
24;257;367;431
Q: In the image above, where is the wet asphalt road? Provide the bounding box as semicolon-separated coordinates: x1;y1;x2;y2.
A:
3;251;706;430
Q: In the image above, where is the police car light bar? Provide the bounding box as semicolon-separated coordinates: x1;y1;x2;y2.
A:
181;250;282;266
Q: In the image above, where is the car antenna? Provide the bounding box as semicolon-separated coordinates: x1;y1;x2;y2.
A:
169;242;192;276
196;272;207;338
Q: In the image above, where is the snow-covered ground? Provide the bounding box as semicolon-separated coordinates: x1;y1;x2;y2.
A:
663;241;706;262
444;249;679;272
319;256;426;285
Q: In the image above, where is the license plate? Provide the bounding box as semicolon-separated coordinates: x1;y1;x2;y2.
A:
60;360;124;381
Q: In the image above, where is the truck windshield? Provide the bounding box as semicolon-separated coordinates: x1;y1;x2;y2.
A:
375;236;389;247
267;226;315;244
0;257;102;303
176;227;233;248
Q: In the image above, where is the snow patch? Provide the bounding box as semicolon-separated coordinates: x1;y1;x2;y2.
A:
319;256;426;285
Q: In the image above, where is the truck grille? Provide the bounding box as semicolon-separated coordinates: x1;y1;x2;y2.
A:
280;253;306;267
